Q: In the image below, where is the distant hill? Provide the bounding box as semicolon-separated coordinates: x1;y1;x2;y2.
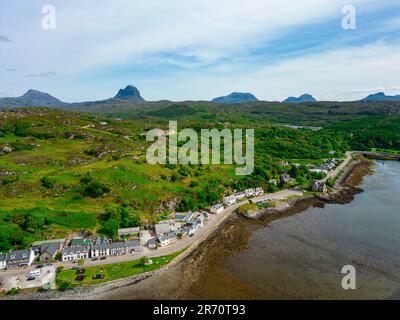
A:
283;94;316;104
212;92;258;104
114;85;145;102
0;89;68;108
361;92;400;102
69;85;146;110
0;85;146;109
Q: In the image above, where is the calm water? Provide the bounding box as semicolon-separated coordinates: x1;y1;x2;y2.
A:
93;160;400;300
228;160;400;299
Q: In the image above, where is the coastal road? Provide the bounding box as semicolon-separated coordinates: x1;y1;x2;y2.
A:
323;151;354;182
1;188;304;275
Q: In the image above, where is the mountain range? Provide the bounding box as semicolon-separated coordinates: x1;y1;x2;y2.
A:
1;87;400;109
282;94;316;104
0;89;68;108
0;85;146;108
211;92;259;104
361;92;400;102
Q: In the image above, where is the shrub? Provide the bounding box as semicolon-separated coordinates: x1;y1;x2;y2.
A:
6;287;21;296
58;281;72;291
41;176;53;189
326;178;335;188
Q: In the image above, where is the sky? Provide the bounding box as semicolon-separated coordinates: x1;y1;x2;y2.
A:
0;0;399;102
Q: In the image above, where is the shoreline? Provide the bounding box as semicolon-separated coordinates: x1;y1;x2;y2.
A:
242;158;371;220
2;156;374;300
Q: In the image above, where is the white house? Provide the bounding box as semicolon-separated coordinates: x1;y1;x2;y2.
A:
110;240;141;256
0;254;7;270
309;168;329;174
158;232;179;247
223;195;236;206
234;191;246;200
210;203;224;214
6;250;35;269
255;187;264;196
90;237;110;258
62;246;90;262
154;221;176;236
245;188;256;197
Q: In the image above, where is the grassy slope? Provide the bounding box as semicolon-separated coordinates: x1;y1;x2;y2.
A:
0;105;399;249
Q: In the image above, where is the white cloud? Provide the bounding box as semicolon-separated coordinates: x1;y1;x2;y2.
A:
348;87;385;93
0;0;397;101
240;42;400;101
25;71;56;78
1;0;371;74
159;41;400;101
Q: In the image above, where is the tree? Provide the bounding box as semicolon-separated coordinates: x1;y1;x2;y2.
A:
23;210;46;231
101;219;119;239
289;165;299;179
326;178;335;188
104;203;121;221
77;259;85;267
140;256;149;272
58;281;71;291
40;176;53;189
129;212;141;228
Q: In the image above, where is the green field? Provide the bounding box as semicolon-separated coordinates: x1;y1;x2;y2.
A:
56;249;185;287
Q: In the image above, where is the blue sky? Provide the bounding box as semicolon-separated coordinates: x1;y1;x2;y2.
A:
0;0;399;102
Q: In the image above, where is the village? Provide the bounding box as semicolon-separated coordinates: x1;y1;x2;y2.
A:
0;154;349;293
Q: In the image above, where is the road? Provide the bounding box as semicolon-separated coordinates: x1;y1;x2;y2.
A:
322;151;354;182
0;188;304;278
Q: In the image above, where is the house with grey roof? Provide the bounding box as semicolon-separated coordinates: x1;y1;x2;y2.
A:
110;239;141;256
174;211;194;223
6;250;35;268
90;237;110;258
0;254;7;270
158;232;178;247
210;203;224;214
223;195;236;206
40;242;61;262
62;246;89;262
125;239;141;253
31;238;65;256
154;220;176;236
147;238;157;250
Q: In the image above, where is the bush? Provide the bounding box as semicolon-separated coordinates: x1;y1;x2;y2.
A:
58;281;72;291
100;219;119;239
11;140;32;151
6;287;21;296
326;178;335;188
41;176;53;189
82;180;109;198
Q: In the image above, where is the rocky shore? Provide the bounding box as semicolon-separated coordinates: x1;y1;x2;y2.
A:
241;159;372;219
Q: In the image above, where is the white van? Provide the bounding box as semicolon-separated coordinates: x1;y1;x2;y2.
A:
27;269;41;278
